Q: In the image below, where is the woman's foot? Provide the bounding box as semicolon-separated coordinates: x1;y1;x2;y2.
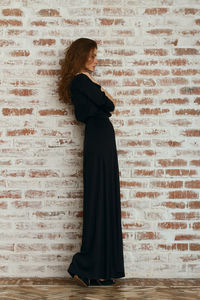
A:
89;279;101;286
98;278;116;285
73;274;89;287
89;278;116;286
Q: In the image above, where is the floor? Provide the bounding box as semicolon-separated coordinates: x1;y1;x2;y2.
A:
0;278;199;300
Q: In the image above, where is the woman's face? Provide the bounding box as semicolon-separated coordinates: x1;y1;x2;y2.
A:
84;48;98;72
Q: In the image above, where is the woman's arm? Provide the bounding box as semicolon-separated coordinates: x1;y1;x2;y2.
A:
71;73;111;107
100;87;116;104
82;72;116;105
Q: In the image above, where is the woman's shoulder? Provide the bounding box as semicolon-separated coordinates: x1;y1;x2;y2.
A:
71;73;89;87
74;72;90;80
71;72;101;89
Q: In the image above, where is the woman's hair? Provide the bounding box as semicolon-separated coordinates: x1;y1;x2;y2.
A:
57;38;97;104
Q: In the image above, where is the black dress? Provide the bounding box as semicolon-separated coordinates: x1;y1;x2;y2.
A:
67;73;125;280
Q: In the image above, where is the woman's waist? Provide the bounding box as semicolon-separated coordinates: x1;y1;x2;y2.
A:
86;111;110;121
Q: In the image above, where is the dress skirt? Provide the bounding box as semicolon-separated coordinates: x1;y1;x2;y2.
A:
68;113;125;280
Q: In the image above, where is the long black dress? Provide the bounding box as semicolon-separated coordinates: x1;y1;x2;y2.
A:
67;73;125;280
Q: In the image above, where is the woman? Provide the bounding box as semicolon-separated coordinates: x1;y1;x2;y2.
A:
57;38;125;287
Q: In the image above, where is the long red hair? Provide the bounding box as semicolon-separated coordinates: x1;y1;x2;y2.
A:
57;38;97;104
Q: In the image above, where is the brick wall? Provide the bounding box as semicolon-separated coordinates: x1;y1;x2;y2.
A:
0;0;200;278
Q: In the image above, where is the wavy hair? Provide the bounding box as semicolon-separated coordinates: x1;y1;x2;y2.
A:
57;38;97;104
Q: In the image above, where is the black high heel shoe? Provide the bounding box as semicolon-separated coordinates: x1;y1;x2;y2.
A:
89;279;101;286
90;278;116;286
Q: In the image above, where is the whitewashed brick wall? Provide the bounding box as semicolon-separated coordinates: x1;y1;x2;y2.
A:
0;0;200;278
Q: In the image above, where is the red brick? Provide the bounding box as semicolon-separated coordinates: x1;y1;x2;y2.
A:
2;108;33;116
135;192;160;198
195;19;200;25
175;234;198;240
38;9;60;17
183;130;200;136
123;222;143;229
147;29;172;35
64;19;92;26
168;119;191;126
121;211;131;218
143;150;156;156
140;108;170;115
25;190;56;198
0;40;15;47
119;139;150;147
138;69;169;76
0;160;11;166
172;69;198;76
132;59;158;66
37;69;60;76
124;78;156;86
168;191;198;199
0;201;7;209
180;87;200;94
120;181;142;187
189;202;200;209
7;129;36;136
176;109;200;115
134;169;164;177
166;169;197;176
158;77;188;86
10;50;30;56
0;19;22;26
157;159;187;167
185;180;200;188
174;211;199;220
190;243;200;251
138;243;153;251
174;48;199;55
0;190;21;198
190;160;200;166
13;200;42;208
16;243;48;251
33;39;56;46
164;201;185;209
158;243;184;250
99;18;125;25
2;8;23;16
182;29;200;35
143;88;163;95
177;244;188;251
28;170;59;178
184;8;199;15
161;97;188;104
136;232;159;240
39;109;68;116
158;222;187;229
9;89;34;96
144;8;168;15
193;223;200;230
144;48;168;56
31;20;47;26
150;181;183;188
1;170;25;177
164;59;187;66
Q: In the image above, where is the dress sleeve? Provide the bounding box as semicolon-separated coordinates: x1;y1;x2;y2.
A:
101;95;115;112
70;73;115;111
